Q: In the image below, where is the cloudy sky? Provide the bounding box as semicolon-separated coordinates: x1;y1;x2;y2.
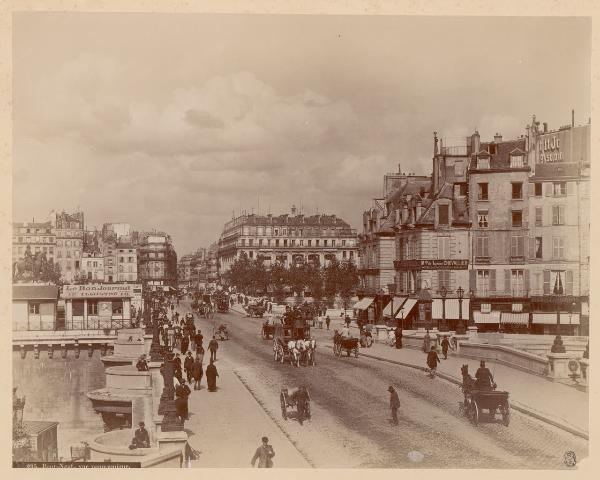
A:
13;13;590;254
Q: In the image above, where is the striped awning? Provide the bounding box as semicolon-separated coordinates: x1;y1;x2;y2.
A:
474;311;501;324
382;296;408;317
395;298;418;319
532;313;559;325
432;299;470;320
353;297;374;310
500;312;529;325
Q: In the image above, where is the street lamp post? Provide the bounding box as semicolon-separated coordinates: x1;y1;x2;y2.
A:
387;283;397;328
456;286;465;334
439;285;448;332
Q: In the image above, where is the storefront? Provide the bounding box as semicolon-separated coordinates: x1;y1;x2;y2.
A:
61;284;134;330
431;298;470;331
12;285;59;331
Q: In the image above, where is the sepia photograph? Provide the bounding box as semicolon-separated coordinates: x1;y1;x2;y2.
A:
7;4;592;470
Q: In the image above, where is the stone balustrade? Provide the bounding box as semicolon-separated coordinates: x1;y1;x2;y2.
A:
459;342;550;377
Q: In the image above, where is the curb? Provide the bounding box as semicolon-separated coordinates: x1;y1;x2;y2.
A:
322;344;589;441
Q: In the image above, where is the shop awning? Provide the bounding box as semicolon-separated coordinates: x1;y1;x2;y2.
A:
432;299;470;320
532;313;560;325
560;313;580;325
395;298;418;319
500;312;529;325
474;311;501;324
382;296;408;317
353;297;374;310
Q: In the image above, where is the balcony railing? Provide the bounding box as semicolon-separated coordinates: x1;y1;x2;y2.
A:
472;289;529;298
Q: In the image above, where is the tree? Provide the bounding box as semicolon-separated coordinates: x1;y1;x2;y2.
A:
269;262;288;303
305;263;324;303
249;257;269;295
224;252;253;294
324;258;340;308
287;262;308;298
338;260;359;311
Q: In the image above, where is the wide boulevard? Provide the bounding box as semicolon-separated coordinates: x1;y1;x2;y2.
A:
180;300;587;469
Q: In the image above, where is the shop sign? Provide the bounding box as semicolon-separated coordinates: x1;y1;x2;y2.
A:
61;284;134;299
394;259;469;270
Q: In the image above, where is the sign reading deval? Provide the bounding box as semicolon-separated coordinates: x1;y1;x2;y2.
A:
394;259;469;270
61;284;135;299
539;134;563;163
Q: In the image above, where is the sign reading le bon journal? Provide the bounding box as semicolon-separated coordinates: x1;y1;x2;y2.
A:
61;284;135;299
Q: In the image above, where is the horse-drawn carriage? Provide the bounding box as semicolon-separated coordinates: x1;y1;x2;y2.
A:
280;386;311;425
459;365;510;426
261;319;277;339
273;323;315;367
215;323;230;341
246;303;266;318
215;293;229;313
333;331;360;358
196;294;214;319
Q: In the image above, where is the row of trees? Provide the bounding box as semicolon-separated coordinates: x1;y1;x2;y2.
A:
12;246;61;284
222;253;359;306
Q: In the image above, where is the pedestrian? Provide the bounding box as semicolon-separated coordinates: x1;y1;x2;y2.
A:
423;329;431;353
175;379;191;420
345;315;351;328
181;334;189;356
388;385;400;425
206;359;219;392
136;355;149;371
196;330;204;349
325;315;331;331
174;354;183;383
208;336;219;362
192;355;204;390
129;421;150;449
196;344;205;365
184;351;194;383
441;336;450;360
394;326;403;349
426;348;441;378
251;436;275;468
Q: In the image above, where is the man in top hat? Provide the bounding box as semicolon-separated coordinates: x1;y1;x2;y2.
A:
388;385;400;426
475;360;495;391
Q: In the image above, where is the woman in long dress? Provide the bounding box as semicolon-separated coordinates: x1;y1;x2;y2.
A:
191;356;203;390
206;359;219;392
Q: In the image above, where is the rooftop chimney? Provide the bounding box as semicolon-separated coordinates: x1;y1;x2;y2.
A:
572;109;575;127
543;122;548;133
494;133;502;143
291;205;297;216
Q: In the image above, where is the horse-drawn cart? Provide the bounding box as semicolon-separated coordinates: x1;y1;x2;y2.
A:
333;332;359;358
246;304;266;318
272;323;313;366
459;365;510;426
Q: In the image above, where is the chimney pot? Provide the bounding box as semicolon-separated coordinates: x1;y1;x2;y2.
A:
543;122;548;133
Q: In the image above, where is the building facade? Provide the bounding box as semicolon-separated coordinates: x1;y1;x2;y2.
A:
12;221;56;264
54;212;85;283
116;243;138;283
12;285;59;331
137;232;178;290
218;207;358;272
81;252;105;283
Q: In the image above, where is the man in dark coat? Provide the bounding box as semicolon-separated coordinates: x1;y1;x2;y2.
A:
192;356;203;390
175;380;191;420
208;336;219;362
441;336;450;359
325;316;331;330
129;421;150;449
184;351;194;383
196;330;204;349
427;349;441;377
180;334;189;356
173;354;183;383
251;436;275;468
475;360;495;390
388;386;400;425
206;359;219;392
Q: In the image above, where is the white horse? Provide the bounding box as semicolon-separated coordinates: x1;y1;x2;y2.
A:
305;338;317;366
288;340;300;366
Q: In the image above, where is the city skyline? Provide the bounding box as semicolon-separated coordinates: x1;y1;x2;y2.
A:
13;14;591;253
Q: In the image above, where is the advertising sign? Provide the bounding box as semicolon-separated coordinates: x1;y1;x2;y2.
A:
61;284;135;299
537;124;590;165
394;259;469;270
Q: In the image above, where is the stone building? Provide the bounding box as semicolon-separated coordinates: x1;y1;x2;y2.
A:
81;252;105;282
12;221;56;264
218;207;358;272
116;242;138;283
54;211;84;283
137;232;178;290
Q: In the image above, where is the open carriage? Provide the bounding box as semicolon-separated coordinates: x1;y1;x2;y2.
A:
333;332;360;358
459;365;510;426
215;293;229;313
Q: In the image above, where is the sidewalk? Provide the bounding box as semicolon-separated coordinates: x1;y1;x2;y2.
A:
229;306;588;439
185;356;310;468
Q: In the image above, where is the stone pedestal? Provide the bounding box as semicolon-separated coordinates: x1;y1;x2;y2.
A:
156;430;188;464
467;326;478;339
546;352;572;380
375;326;389;342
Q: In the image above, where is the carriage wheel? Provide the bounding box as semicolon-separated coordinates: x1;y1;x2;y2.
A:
502;400;510;426
472;401;480;426
280;395;288;420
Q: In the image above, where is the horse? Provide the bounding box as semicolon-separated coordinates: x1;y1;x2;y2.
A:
287;340;300;367
305;339;317;366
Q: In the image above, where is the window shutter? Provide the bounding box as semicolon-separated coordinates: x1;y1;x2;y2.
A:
543;270;550;294
490;269;497;293
566;270;573;295
524;270;530;294
469;269;476;292
529;237;536;260
552;206;558;225
567;181;575;196
437;270;444;289
504;269;511;294
518;236;524;256
545;182;552;196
